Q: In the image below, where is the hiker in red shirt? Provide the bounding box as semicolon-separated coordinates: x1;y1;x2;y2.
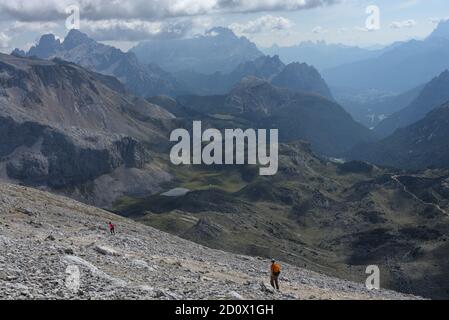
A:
108;222;115;235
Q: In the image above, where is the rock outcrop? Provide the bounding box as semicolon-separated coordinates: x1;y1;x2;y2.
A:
0;53;174;207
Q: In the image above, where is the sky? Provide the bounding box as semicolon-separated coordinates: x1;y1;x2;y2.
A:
0;0;448;53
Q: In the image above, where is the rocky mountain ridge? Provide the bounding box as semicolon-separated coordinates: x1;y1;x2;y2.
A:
16;30;182;97
323;20;449;92
175;55;333;99
175;77;372;156
350;102;449;169
374;70;449;138
0;52;174;207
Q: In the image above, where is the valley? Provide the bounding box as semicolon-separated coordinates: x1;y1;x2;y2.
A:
2;13;449;302
112;141;449;299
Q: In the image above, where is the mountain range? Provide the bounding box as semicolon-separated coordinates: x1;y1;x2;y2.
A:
4;19;449;300
349;102;449;169
130;27;264;74
263;41;382;71
374;70;449;138
169;76;370;155
345;67;449;170
13;30;183;97
332;85;424;128
17;29;334;103
323;20;449;93
175;55;333;99
0;52;174;207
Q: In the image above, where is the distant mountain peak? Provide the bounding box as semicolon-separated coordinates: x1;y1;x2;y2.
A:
429;19;449;40
18;30;181;97
374;68;449;138
10;48;26;57
63;29;94;50
229;55;285;81
284;61;310;69
259;54;282;64
39;33;60;46
27;33;62;58
130;26;263;74
271;61;333;100
423;69;449;90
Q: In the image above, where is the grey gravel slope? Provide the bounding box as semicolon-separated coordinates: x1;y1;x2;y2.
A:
0;183;419;300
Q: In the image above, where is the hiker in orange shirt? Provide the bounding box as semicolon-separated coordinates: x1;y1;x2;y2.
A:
270;259;281;291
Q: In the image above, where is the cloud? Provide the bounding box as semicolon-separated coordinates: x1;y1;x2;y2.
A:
0;0;338;44
396;0;420;9
229;15;294;35
312;26;328;34
0;32;10;48
0;0;339;22
82;19;194;41
354;26;368;32
390;19;417;29
216;0;339;14
429;17;449;24
7;21;59;35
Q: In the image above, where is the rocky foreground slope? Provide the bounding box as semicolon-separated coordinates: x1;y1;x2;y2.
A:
0;183;417;300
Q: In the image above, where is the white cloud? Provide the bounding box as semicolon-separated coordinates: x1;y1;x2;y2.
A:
0;0;339;22
0;0;338;43
354;26;369;32
0;32;11;48
7;21;59;35
390;19;417;29
429;17;449;24
82;19;193;41
396;0;420;9
229;15;294;35
312;26;328;34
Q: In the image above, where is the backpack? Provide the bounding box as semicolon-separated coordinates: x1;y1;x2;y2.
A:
271;263;281;274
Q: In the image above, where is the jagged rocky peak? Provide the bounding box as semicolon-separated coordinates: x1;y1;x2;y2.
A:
232;55;285;79
14;29;182;97
62;29;95;50
27;33;62;58
247;55;284;68
10;48;26;57
272;62;333;99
